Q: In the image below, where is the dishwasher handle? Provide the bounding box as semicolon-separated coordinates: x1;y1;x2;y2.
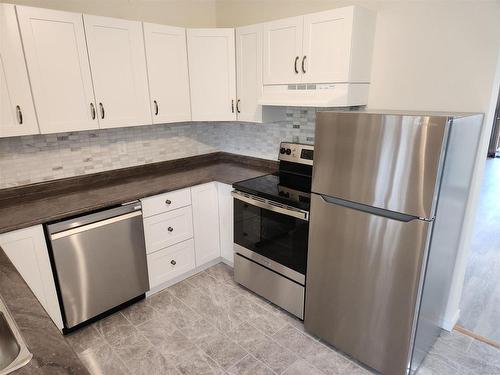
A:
50;210;142;240
47;202;142;237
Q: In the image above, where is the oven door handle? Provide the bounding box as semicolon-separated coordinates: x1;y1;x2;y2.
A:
232;191;309;221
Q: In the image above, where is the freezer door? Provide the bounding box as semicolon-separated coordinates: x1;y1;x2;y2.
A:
304;193;432;375
313;112;449;218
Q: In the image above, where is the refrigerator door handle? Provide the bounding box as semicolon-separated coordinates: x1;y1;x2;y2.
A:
317;194;432;222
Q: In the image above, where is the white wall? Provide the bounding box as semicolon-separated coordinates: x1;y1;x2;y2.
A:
0;0;217;27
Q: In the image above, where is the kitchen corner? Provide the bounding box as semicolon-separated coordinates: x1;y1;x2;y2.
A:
0;151;276;374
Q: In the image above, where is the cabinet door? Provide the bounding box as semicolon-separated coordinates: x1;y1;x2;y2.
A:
263;16;303;85
0;226;63;329
0;4;39;137
143;23;191;124
17;6;98;134
143;206;194;254
217;182;234;265
187;29;236;121
147;239;195;288
236;24;263;123
191;182;221;265
302;7;353;83
84;15;151;129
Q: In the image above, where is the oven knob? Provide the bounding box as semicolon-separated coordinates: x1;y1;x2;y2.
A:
285;148;291;155
280;147;286;154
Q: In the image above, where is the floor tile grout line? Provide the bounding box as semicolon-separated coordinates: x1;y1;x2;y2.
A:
160;282;252;373
227;353;279;375
242;319;305;374
114;307;195;374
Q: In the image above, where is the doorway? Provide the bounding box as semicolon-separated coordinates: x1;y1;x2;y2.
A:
458;89;500;345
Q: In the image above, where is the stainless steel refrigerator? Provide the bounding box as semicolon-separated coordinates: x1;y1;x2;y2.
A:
305;111;483;375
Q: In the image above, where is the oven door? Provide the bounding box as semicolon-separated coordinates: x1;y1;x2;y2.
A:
232;191;309;285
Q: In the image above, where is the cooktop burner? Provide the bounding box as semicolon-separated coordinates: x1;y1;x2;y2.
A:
232;142;314;211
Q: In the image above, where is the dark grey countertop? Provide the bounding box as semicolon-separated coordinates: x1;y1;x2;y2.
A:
0;152;277;234
0;248;89;374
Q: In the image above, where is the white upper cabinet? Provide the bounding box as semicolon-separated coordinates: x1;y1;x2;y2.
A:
262;6;375;85
0;4;39;138
187;29;236;121
263;16;303;85
236;24;263;123
84;15;151;129
302;7;375;83
143;23;191;124
17;6;98;134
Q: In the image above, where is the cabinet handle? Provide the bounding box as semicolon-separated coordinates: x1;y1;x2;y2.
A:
15;105;23;125
165;199;172;205
236;99;241;113
167;226;174;232
294;56;299;74
99;103;105;119
154;100;159;116
170;260;176;266
90;103;96;120
231;100;235;113
302;56;307;73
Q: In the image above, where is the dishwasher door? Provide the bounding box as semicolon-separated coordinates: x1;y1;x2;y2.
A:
47;203;149;329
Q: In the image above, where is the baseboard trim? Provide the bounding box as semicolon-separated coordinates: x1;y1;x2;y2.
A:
454;325;500;349
441;309;460;331
146;257;224;297
221;258;233;267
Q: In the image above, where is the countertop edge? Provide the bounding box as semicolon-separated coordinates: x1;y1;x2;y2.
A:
0;152;278;235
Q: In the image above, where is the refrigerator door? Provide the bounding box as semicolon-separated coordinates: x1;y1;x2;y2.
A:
304;193;432;375
312;112;449;218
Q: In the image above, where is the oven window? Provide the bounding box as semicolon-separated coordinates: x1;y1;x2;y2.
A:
233;199;308;275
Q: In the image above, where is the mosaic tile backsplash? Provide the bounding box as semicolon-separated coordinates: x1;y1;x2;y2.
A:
0;107;319;188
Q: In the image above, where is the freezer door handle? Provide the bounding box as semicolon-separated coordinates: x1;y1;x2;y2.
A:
318;194;431;222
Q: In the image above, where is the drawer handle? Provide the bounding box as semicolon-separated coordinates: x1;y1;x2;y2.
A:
165;199;172;205
167;227;174;232
170;260;176;266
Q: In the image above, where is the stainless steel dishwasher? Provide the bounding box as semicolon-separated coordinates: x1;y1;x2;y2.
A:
46;202;149;331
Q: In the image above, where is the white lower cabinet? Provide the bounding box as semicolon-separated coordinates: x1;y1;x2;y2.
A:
143;183;223;292
143;206;194;253
147;239;195;288
217;182;234;264
0;225;63;329
191;182;221;266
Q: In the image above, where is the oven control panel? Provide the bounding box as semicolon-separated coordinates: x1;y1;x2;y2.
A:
278;142;314;165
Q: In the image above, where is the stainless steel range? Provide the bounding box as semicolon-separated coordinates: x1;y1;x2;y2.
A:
232;142;313;319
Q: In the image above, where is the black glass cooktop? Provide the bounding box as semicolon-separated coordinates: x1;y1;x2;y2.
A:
233;172;311;211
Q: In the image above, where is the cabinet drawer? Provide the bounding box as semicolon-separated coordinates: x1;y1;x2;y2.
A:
144;206;193;253
147;239;195;288
141;188;191;218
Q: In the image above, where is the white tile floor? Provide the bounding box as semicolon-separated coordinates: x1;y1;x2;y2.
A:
64;263;500;375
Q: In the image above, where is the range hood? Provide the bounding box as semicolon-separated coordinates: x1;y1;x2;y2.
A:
258;83;369;107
